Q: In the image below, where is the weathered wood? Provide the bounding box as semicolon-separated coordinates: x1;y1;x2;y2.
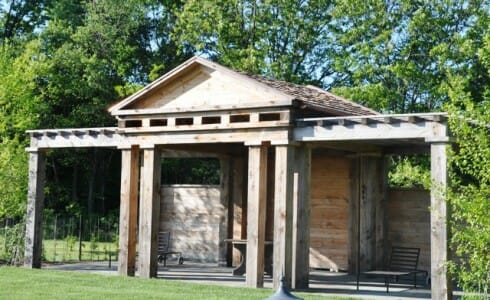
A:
29;126;290;149
24;150;46;268
348;157;360;274
138;146;161;278
430;142;451;299
273;145;294;289
388;189;431;272
375;157;388;269
359;155;379;271
218;158;230;266
292;146;311;289
246;144;268;288
118;146;139;276
294;116;449;142
109;57;293;114
231;157;245;265
309;155;350;271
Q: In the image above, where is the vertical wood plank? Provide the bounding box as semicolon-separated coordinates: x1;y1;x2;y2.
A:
219;157;230;266
138;146;161;278
118;146;139;276
246;144;268;288
232;157;245;265
359;156;377;271
292;146;311;289
24;150;46;269
430;142;451;300
348;156;360;274
375;157;388;268
273;145;294;289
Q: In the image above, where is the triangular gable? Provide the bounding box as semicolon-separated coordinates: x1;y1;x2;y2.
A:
109;57;293;115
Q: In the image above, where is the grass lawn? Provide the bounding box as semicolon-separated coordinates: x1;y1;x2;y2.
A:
42;239;117;262
0;267;352;300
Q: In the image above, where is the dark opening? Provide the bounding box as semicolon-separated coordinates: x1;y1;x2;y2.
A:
125;120;142;127
259;113;281;122
202;116;221;125
175;117;194;126
150;119;168;127
161;158;220;185
230;114;250;123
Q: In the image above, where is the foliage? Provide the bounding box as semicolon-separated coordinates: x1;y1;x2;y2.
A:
174;0;334;85
161;158;220;185
388;156;430;189
0;42;45;218
1;220;25;265
329;0;487;113
445;19;490;298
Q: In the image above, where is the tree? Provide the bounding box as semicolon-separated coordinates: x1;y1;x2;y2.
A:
445;26;490;298
0;41;45;218
329;0;487;113
174;0;334;85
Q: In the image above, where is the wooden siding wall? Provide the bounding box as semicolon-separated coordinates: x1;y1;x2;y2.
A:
387;189;430;273
310;155;350;271
159;185;223;263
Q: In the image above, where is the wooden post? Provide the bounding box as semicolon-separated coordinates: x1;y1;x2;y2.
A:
430;142;452;299
138;146;161;278
24;150;46;268
218;157;230;266
375;157;389;269
348;156;360;274
229;157;247;265
118;146;139;276
273;145;294;289
359;155;379;271
246;143;268;288
292;145;311;289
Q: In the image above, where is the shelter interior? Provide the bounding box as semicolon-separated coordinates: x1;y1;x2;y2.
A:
24;56;452;299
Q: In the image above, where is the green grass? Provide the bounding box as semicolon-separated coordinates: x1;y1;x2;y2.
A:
0;267;351;300
42;239;117;262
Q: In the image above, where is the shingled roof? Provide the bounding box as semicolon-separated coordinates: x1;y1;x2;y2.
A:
242;73;378;116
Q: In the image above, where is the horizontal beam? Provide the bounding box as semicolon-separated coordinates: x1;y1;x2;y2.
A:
28;127;290;149
294;120;448;142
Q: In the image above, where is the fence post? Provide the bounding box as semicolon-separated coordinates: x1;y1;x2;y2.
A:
78;215;82;261
53;215;57;262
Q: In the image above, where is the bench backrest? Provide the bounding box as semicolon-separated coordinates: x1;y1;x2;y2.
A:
157;231;171;253
388;247;420;272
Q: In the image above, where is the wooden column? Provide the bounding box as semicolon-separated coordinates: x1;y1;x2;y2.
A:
359;155;382;271
292;145;311;289
375;157;389;269
24;150;46;269
246;143;268;288
118;146;140;276
348;157;360;274
231;157;246;266
138;146;161;278
272;145;294;289
218;157;230;266
349;154;385;273
430;142;452;299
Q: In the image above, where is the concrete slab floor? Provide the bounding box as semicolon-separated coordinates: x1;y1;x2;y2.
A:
45;261;461;300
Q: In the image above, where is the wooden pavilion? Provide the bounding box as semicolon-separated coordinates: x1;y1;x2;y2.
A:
24;56;452;299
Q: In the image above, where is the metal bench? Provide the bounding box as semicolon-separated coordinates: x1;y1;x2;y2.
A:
357;247;428;293
157;231;184;266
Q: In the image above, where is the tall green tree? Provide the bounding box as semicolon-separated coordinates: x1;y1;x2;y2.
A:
174;0;334;84
445;25;490;298
329;0;487;113
0;41;45;218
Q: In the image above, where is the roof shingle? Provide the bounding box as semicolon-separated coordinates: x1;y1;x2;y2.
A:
242;73;378;116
